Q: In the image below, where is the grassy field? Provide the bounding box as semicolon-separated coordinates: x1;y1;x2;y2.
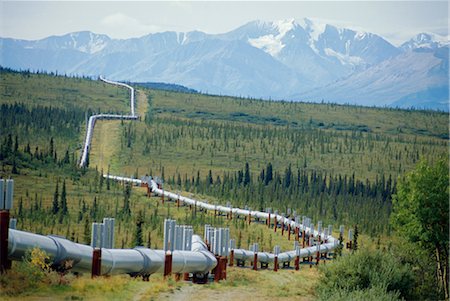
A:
2;264;322;301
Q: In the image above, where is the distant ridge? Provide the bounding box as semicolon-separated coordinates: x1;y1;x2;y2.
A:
133;82;197;93
1;18;448;110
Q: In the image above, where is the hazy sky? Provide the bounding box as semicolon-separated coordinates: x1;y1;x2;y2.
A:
1;1;448;45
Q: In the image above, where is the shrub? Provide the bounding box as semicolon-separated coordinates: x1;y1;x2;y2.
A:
317;249;414;300
0;247;65;296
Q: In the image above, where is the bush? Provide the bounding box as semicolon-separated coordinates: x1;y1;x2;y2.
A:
0;247;66;296
318;285;400;301
317;249;414;300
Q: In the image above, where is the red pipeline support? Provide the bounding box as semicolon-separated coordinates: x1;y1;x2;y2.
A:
248;213;251;225
229;250;234;267
295;255;300;271
295;227;299;242
214;256;222;282
183;273;190;281
91;248;102;278
274;216;277;233
288;224;291;240
164;252;173;278
0;210;11;273
221;257;227;280
176;198;180;208
281;222;285;236
302;230;306;247
274;256;278;272
253;253;258;271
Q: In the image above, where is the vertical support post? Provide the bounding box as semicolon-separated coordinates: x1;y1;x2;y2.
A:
273;245;280;272
221;257;227;280
288;224;291;240
252;243;258;271
302;230;305;247
295;256;300;270
161;189;164;204
214;256;222;282
274;216;277;232
91;248;101;278
164;252;172;278
274;256;278;272
0;179;13;273
281;218;285;236
0;211;10;273
248;212;251;225
268;212;271;228
229;238;235;267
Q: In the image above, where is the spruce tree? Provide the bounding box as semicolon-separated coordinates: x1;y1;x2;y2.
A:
52;181;59;214
83;217;91;244
352;225;359;252
133;211;144;247
336;231;344;257
244;162;251;186
60;179;68;216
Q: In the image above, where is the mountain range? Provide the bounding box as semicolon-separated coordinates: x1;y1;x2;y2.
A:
1;18;448;110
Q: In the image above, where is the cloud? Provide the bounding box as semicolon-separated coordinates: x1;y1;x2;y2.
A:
100;13;160;38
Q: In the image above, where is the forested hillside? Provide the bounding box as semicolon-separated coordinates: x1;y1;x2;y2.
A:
96;87;447;236
0;69;447;300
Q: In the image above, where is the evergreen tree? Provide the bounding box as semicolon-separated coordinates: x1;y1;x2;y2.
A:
83;217;91;244
91;196;98;220
52;181;59;214
122;183;131;216
60;179;68;216
264;162;273;185
352;225;359;252
207;170;213;186
133;211;144;247
244;162;251;186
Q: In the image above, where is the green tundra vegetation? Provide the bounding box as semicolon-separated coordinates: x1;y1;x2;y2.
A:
0;68;448;300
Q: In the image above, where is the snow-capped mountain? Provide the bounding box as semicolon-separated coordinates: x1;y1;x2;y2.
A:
0;19;448;110
401;32;449;51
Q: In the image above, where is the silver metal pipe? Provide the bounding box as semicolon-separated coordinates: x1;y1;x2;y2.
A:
8;229;216;276
102;176;340;265
79;77;138;168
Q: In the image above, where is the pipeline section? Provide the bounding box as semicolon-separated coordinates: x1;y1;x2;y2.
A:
7;229;216;276
79;77;138;168
105;175;338;264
